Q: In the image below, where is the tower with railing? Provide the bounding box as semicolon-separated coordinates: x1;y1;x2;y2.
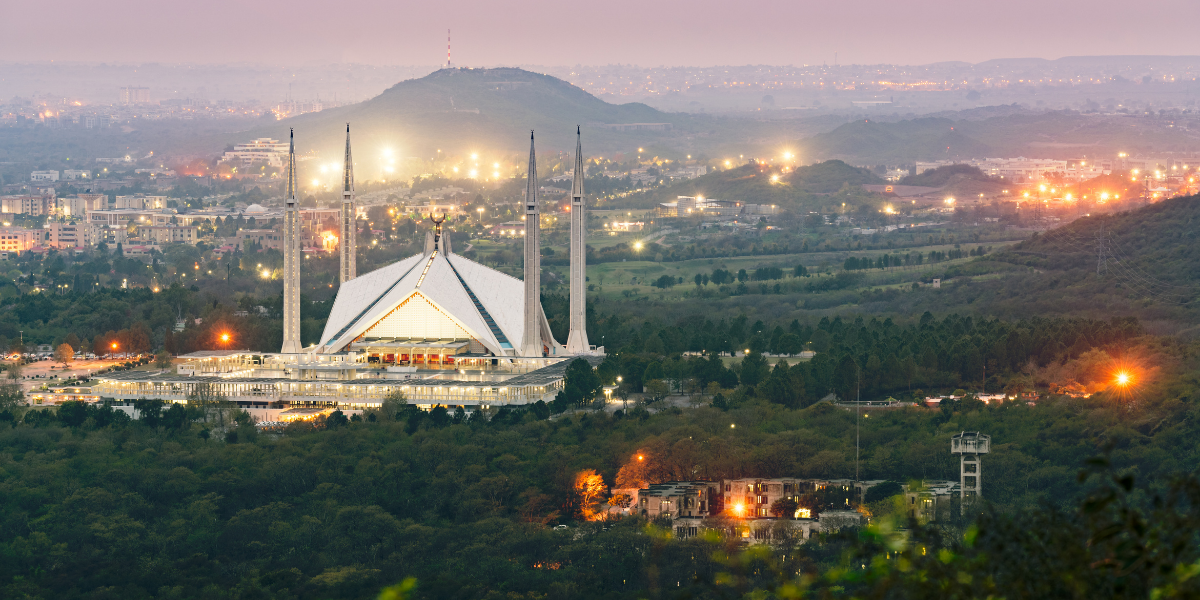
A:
951;431;990;513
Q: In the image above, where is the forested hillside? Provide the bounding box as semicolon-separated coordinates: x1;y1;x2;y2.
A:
1;335;1198;599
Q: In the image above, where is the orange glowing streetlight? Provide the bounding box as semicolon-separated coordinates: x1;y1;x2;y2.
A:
732;503;745;517
220;332;231;351
1115;371;1132;387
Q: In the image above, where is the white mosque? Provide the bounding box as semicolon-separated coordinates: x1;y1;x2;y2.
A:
93;126;599;417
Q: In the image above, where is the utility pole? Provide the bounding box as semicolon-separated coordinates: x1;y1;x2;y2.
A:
855;364;861;484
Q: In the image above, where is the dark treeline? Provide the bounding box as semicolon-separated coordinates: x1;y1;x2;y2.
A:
0;284;336;354
567;309;1143;402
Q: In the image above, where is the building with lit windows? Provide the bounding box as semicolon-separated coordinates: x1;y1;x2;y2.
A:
219;138;291;168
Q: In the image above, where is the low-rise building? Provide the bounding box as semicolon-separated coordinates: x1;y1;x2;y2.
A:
122;244;161;258
637;482;723;519
88;209;176;228
141;225;197;245
31;171;59;182
236;228;284;251
903;480;960;522
62;170;92;181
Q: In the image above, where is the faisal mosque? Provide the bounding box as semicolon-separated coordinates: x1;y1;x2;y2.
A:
93;125;600;417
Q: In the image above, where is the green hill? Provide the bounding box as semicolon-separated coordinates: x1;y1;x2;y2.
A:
1009;194;1200;297
789;159;883;192
904;194;1200;328
232;68;683;157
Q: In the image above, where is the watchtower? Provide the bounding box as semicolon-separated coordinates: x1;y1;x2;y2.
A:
951;431;990;512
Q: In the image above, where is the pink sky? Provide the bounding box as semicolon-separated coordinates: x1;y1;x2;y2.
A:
4;0;1198;66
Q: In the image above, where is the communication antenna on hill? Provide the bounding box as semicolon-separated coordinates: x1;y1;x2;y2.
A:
447;29;451;68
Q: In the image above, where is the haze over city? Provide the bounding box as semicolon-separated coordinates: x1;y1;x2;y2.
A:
4;0;1199;65
1;3;1200;599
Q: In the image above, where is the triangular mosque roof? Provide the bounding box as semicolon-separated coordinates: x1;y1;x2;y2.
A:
318;241;551;356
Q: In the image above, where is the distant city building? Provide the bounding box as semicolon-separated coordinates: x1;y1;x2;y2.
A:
235;229;285;251
88;209;176;228
219;138;290;168
115;195;167;210
62;170;91;180
141;225;197;245
0;227;44;255
915;157;1111;183
45;222;93;249
606;221;644;232
119;86;150;104
1;194;55;216
31;171;59;182
60;193;107;218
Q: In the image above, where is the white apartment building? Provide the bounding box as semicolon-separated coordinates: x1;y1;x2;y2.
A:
61;194;108;218
1;194;55;216
31;171;60;182
115;195;167;210
45;222;93;249
219;138;290;168
62;170;92;180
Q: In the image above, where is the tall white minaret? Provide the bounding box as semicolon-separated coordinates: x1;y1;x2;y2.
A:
565;126;590;354
339;123;356;283
280;129;302;354
521;131;542;358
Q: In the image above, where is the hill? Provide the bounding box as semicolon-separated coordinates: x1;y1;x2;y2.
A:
226;68;683;158
914;194;1200;329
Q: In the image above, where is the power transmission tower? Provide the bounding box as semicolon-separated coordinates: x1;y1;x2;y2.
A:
1096;225;1106;276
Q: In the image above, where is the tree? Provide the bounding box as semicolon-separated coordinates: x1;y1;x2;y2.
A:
5;361;21;381
739;352;770;387
378;390;408;421
770;497;799;519
154;349;173;370
644;379;669;403
562;359;602;409
187;382;229;424
327;410;349;428
54;343;74;367
0;382;24;411
574;469;607;520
